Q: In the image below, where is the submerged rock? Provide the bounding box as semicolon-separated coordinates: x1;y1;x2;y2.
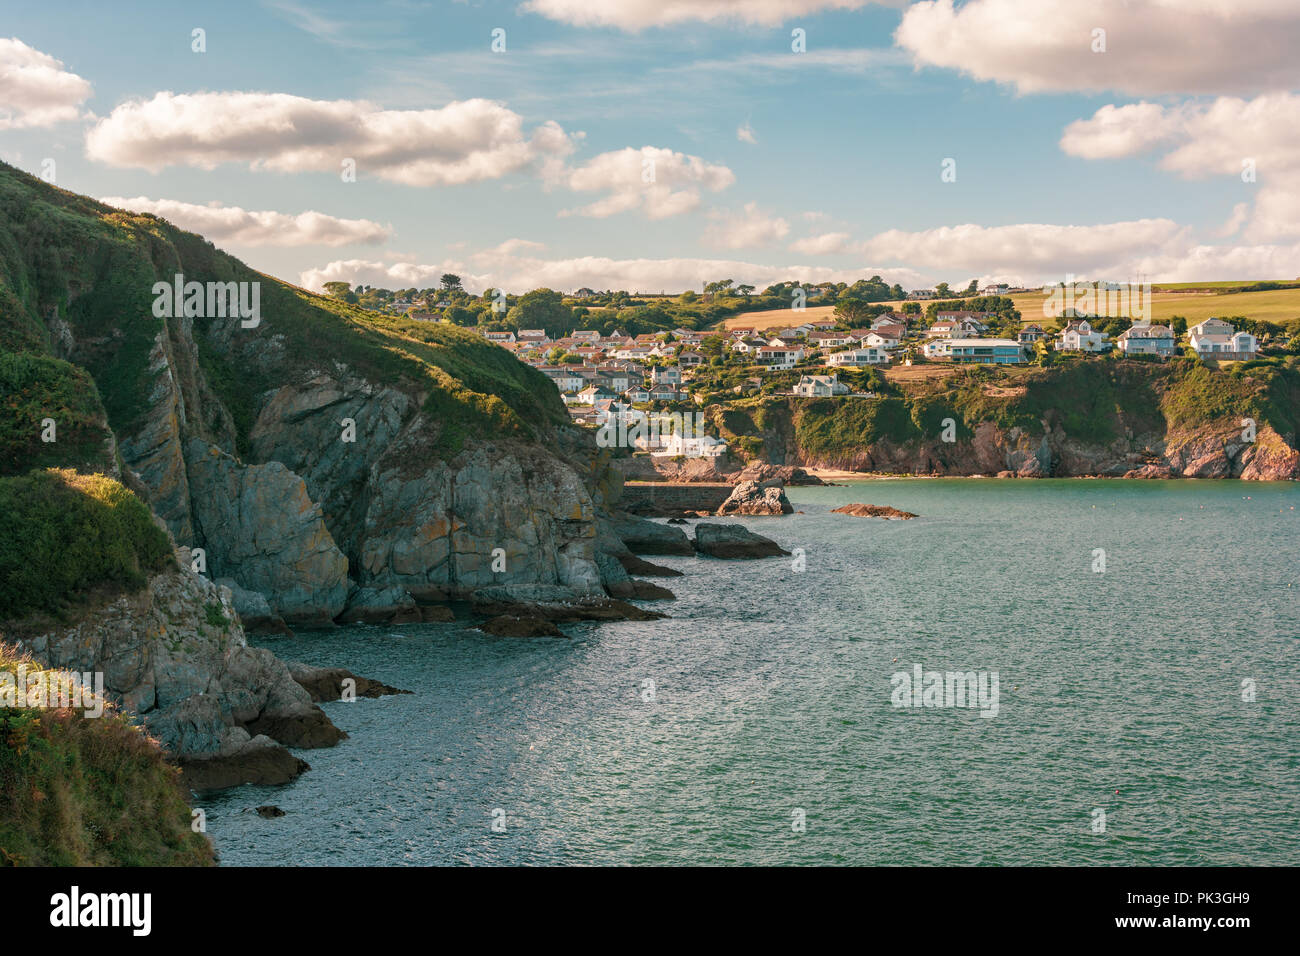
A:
693;523;790;559
285;660;412;702
831;503;918;519
256;805;287;818
181;736;310;793
478;615;566;638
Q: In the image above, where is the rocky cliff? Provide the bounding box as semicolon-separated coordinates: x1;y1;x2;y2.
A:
0;162;628;630
0;162;637;797
711;360;1300;480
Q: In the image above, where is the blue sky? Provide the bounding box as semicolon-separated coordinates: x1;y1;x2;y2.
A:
3;0;1299;292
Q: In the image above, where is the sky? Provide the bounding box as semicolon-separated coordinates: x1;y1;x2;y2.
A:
4;0;1300;294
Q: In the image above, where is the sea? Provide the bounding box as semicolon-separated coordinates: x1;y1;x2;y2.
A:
204;479;1300;866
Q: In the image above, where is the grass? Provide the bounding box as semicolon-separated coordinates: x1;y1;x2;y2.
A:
0;644;214;866
723;305;838;330
1008;287;1300;327
0;469;174;622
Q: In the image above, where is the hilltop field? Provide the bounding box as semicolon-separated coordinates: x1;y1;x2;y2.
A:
722;281;1300;332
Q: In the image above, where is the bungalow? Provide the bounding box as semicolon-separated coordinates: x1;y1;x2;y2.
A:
1117;322;1176;357
909;289;935;300
793;373;849;397
1017;324;1046;345
572;330;602;342
949;338;1027;365
777;326;811;339
863;330;900;350
1056;319;1110;352
517;329;551;344
485;330;516;343
981;283;1010;296
808;331;854;348
827;347;889;366
873;313;909;329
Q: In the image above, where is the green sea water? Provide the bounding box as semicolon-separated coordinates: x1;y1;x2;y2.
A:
205;479;1300;865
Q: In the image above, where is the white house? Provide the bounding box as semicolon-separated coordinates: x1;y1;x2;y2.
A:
793;373;849;397
1189;318;1257;360
922;339;952;359
1056;319;1110;352
827;347;889;366
658;432;728;458
485;330;516;343
863;331;900;350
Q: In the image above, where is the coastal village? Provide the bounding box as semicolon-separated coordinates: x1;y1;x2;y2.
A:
475;296;1262;459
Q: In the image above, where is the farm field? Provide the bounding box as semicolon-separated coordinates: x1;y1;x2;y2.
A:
1010;287;1300;327
722;305;838;330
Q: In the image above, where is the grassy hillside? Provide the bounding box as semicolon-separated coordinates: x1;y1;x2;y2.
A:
0;161;567;458
0;469;174;623
0;645;213;866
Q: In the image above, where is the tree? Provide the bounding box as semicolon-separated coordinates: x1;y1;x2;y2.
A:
901;301;921;315
440;274;463;293
323;281;353;299
506;288;575;339
736;284;755;297
934;282;953;299
834;298;873;325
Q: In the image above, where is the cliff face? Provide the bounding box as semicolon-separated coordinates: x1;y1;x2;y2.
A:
0;162;628;797
0;162;622;630
715;361;1300;480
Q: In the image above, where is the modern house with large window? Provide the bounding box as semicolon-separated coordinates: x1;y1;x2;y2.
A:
949;338;1028;365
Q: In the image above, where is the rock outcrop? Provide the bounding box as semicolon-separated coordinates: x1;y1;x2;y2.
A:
716;479;794;516
832;503;918;519
284;660;411;701
13;563;345;789
693;523;791;559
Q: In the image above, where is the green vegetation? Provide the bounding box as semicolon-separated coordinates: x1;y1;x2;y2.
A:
0;646;213;866
0;161;566;459
0;469;173;622
0;352;112;475
709;357;1300;463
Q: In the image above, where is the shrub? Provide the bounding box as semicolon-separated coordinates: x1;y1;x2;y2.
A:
0;469;173;621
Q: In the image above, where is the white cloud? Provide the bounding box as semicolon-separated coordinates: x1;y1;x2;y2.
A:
522;0;877;31
896;0;1300;96
737;122;757;144
556;146;734;219
855;219;1189;283
98;196;392;247
789;231;852;255
1061;93;1300;241
85;92;574;187
704;202;790;249
301;250;923;296
0;38;92;129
